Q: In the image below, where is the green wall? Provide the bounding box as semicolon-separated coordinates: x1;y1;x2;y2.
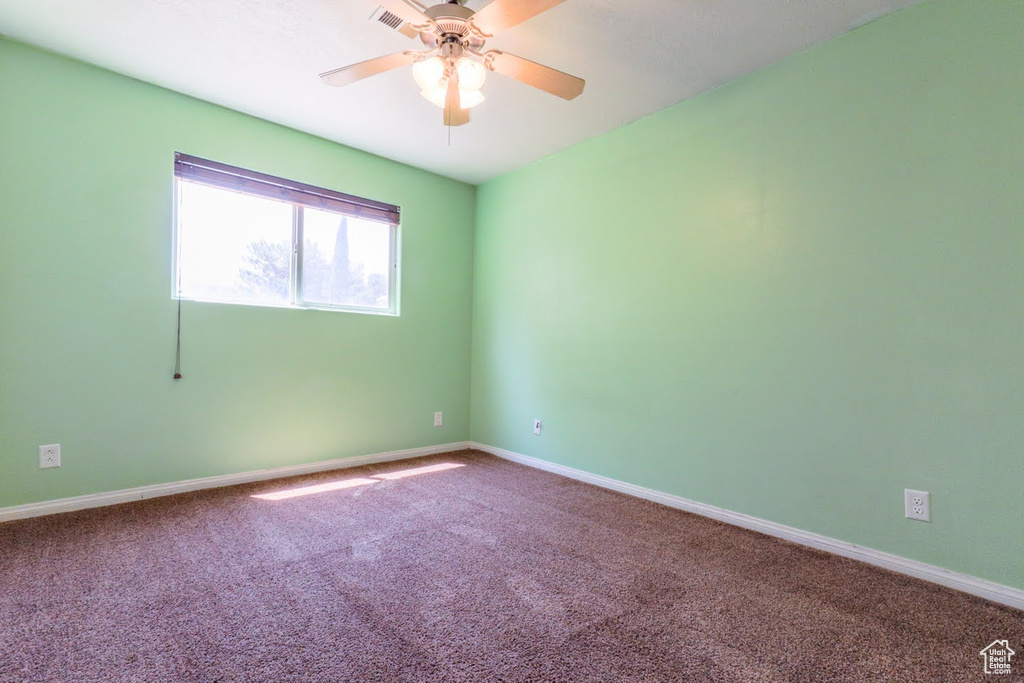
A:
471;0;1024;588
0;37;475;507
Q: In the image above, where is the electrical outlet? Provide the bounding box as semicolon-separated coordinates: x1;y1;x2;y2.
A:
433;411;443;427
39;444;61;469
533;419;542;435
904;489;931;522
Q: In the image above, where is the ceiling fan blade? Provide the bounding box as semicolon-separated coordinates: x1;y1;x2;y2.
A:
377;0;432;28
444;72;470;126
320;51;418;87
470;0;566;35
485;51;584;100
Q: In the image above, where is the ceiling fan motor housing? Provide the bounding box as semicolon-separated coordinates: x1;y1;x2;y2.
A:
419;3;486;51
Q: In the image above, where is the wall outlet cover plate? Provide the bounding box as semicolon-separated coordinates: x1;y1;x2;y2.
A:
39;444;61;469
904;488;931;522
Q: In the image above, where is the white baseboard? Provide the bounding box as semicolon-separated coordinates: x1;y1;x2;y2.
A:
469;441;1024;611
0;441;471;523
6;438;1021;611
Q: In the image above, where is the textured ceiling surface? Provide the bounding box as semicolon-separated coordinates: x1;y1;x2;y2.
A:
0;0;920;184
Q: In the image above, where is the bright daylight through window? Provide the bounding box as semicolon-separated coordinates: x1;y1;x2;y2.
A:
173;153;400;315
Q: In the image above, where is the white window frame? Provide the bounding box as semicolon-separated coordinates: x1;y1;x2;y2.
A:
172;153;401;316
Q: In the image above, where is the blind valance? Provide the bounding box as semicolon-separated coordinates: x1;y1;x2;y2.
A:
174;153;401;225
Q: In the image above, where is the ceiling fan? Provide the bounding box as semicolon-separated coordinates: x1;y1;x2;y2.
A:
319;0;585;126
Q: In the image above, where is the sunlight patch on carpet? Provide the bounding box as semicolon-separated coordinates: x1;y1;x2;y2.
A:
371;462;465;480
252;463;466;501
252;477;378;501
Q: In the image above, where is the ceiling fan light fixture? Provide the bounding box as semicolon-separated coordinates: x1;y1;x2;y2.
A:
412;56;446;90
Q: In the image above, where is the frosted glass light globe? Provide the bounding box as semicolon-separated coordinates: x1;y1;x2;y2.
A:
420;86;448;108
459;89;485;109
455;57;486;91
420;86;484;110
412;57;446;90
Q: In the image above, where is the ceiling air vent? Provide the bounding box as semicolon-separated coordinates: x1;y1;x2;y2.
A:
370;6;419;38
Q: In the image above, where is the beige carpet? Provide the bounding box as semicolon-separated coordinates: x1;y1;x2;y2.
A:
0;449;1018;682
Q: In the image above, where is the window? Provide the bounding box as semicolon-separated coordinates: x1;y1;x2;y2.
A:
173;153;400;315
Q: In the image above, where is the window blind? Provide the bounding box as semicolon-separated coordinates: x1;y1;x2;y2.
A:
173;152;401;226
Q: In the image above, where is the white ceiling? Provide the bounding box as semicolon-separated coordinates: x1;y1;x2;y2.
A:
0;0;921;184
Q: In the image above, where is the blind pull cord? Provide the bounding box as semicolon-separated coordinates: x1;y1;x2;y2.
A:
173;294;183;380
